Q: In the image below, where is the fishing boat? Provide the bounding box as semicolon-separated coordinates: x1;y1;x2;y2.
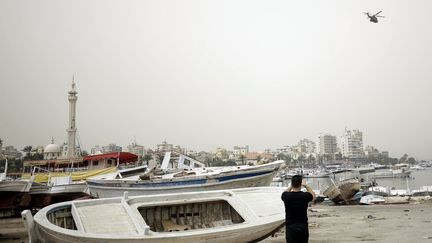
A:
87;153;284;198
21;152;142;183
0;177;33;193
323;179;360;204
27;164;148;208
22;187;286;243
26;177;89;208
0;159;33;192
0;159;34;210
19;153;147;208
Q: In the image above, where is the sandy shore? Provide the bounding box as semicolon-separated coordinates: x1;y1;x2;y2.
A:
2;202;432;243
265;201;432;243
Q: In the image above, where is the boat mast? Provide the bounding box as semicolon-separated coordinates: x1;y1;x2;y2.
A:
5;158;8;176
117;152;120;167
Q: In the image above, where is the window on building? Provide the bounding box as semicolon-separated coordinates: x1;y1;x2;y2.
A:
92;161;99;166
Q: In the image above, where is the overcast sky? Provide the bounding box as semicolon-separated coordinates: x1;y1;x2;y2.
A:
0;0;431;159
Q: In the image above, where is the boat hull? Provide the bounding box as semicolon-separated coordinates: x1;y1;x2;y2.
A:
29;182;88;208
33;220;284;243
87;160;283;198
88;170;277;198
87;168;277;198
372;170;411;178
0;180;32;192
24;187;286;243
0;192;32;209
323;179;360;204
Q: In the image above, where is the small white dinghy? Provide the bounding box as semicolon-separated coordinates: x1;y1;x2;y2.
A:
360;195;385;205
22;187;286;243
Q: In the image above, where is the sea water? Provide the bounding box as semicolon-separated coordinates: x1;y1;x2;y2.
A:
273;168;432;191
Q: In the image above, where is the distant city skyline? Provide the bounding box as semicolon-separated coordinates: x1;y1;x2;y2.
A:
1;0;431;160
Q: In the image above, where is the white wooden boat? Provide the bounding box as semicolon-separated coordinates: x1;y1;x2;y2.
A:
87;160;284;198
360;195;385;205
22;187;286;243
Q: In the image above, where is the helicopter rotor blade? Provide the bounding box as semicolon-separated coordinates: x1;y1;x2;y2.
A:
374;11;382;16
377;15;385;18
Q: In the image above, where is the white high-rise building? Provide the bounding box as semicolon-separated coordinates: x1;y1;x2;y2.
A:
341;128;364;159
233;145;249;156
127;143;145;157
298;139;316;154
316;134;337;159
102;144;122;153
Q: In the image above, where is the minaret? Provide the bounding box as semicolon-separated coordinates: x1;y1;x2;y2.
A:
66;76;78;158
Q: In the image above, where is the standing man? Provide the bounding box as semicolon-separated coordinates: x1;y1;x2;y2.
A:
281;175;316;243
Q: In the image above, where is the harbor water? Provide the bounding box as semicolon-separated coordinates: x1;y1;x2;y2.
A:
272;168;432;192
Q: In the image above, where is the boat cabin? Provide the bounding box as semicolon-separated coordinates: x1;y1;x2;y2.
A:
83;152;138;170
23;152;139;173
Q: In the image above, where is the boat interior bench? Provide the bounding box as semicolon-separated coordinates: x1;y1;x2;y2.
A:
138;200;244;232
161;220;190;232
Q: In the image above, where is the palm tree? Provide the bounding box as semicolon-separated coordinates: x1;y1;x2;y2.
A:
0;138;3;159
256;155;262;163
239;154;246;165
277;153;284;160
22;146;32;160
400;154;408;163
155;153;165;164
307;154;315;166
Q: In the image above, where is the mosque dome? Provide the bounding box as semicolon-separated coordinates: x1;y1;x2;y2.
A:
44;138;61;153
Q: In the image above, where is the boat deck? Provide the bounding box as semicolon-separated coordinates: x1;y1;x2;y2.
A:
77;202;138;234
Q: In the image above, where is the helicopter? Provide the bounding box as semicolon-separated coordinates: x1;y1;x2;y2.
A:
364;11;385;23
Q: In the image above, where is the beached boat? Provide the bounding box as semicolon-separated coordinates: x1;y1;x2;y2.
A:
0;159;35;209
323;179;360;204
0;179;33;192
360;195;385;205
27;177;88;208
28;164;148;208
22;187;286;243
87;155;284;198
412;186;432;196
0;159;34;192
21;152;144;183
15;152;146;209
362;186;390;197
